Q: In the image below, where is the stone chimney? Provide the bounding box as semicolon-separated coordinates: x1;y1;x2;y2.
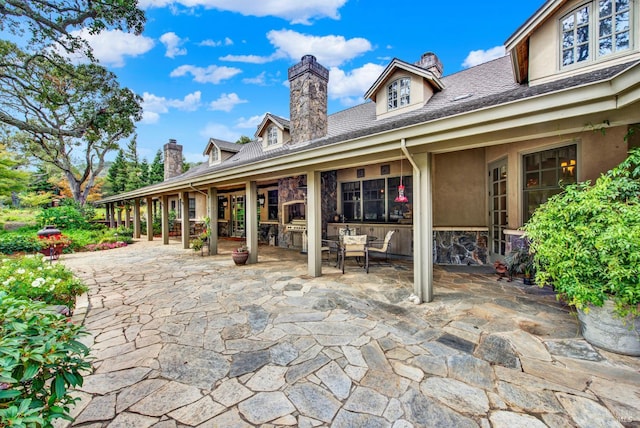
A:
163;139;183;180
415;52;443;78
288;55;329;144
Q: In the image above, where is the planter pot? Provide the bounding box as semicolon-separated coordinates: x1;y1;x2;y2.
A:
232;251;249;265
39;244;65;260
577;300;640;356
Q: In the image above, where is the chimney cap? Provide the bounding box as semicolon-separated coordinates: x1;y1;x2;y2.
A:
415;52;443;77
288;54;329;82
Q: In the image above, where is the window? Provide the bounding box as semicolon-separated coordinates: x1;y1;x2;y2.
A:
523;145;577;223
341;176;412;223
561;0;633;68
211;147;219;162
267;125;278;146
267;190;278;220
387;78;411;110
217;196;226;219
189;198;196;219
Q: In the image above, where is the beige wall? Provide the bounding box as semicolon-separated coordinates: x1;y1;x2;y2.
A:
374;70;435;118
432;148;486;227
528;0;640;85
485;125;629;228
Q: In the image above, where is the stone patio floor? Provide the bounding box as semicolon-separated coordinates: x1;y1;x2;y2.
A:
57;238;640;427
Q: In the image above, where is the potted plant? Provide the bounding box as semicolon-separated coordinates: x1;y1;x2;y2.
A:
191;236;205;254
524;148;640;356
504;246;535;285
231;245;249;265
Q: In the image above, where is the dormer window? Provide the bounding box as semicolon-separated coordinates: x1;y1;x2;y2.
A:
560;0;632;68
211;147;219;162
387;78;411;111
267;125;278;146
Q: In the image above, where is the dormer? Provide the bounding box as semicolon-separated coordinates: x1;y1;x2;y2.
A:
505;0;640;86
203;138;240;166
256;113;290;150
364;52;445;120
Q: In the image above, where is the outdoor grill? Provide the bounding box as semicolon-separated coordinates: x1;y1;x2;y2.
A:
282;200;307;252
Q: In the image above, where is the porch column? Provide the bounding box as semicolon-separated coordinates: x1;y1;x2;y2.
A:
208;187;218;255
161;195;169;245
307;171;322;277
108;203;115;228
181;191;190;249
124;205;131;229
105;203;111;226
116;206;122;228
133;199;141;239
245;181;258;264
146;197;154;240
412;151;434;303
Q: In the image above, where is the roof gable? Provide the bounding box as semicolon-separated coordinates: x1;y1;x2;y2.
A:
364;58;444;101
203;138;241;156
255;113;290;138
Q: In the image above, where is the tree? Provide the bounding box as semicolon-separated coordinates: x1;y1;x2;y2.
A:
107;149;127;194
7;47;143;205
0;145;27;200
236;136;252;145
139;158;150;186
149;150;164;184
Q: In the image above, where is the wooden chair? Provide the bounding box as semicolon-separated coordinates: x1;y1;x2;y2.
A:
340;235;369;274
368;230;395;264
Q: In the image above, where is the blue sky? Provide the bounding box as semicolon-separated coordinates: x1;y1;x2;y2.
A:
78;0;544;163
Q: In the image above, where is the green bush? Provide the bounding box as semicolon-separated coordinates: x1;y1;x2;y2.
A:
0;256;87;307
36;206;89;231
524;148;640;317
0;234;42;255
0;292;91;427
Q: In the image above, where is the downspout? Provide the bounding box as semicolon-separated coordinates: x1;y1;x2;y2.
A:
400;138;424;303
188;183;208;197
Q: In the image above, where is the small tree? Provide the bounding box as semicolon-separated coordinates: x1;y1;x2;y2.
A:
149;150;164;184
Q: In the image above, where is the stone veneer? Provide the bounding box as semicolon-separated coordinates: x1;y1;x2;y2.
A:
163;139;183;180
288;55;329;144
433;230;489;265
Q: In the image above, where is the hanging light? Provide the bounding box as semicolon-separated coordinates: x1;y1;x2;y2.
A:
395;152;409;203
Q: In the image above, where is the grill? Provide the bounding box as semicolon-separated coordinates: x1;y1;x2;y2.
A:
284;219;307;253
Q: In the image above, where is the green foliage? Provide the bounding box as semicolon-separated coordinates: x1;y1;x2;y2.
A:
0;146;28;199
18;192;55;209
0;234;42;255
236;135;252;144
107;149;127;194
149;150;164;185
0;293;91;427
0;256;87;307
524;148;640;317
36;206;89;231
504;246;535;278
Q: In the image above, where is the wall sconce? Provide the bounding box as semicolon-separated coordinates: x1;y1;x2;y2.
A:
222;198;228;208
258;194;266;207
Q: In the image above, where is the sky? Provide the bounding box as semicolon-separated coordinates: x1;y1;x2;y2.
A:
78;0;545;163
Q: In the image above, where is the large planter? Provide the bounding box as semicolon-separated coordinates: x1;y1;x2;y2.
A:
232;250;249;265
577;300;640;356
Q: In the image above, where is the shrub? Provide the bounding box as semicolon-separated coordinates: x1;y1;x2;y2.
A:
36;206;88;231
0;256;87;307
524;148;640;317
0;293;91;427
0;234;42;255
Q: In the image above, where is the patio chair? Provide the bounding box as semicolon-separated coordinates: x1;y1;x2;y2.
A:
338;226;358;237
340;234;369;274
368;230;395;264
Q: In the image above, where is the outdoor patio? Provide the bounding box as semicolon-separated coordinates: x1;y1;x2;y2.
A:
58;238;640;427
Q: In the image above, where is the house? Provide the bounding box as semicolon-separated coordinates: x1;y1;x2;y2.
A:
99;0;640;303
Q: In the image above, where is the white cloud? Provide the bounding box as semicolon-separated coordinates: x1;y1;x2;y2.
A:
462;46;506;68
170;64;242;83
267;29;371;67
242;72;267;85
219;53;277;64
160;32;188;58
139;0;347;25
329;63;386;106
200;37;233;47
236;115;265;129
199;122;241;142
209;93;247;112
141;91;202;123
69;29;154;67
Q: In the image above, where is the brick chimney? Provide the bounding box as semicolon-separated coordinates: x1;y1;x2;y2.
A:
415;52;443;78
288;55;329;144
163;139;183;180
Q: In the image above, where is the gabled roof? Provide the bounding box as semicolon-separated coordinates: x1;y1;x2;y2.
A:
255;113;290;138
504;0;567;83
364;58;445;101
203;138;241;156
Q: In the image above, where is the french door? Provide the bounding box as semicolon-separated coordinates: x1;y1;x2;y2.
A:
231;195;245;237
489;159;508;259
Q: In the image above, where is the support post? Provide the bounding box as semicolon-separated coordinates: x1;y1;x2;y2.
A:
208;187;218;255
116;207;122;228
161;195;169;245
108;203;115;228
146;197;154;240
133;199;141;238
124;205;131;229
307;171;322;277
246;181;258;264
181;191;190;250
412;151;434;303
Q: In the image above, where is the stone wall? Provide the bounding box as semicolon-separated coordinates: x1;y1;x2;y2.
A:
288;55;328;144
433;230;489;265
164;139;183;180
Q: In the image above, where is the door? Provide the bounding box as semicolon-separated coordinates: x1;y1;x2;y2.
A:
231;194;245;237
489;159;508;259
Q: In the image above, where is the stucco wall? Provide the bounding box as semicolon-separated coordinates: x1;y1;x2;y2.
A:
432;148;486;227
374;70;434;118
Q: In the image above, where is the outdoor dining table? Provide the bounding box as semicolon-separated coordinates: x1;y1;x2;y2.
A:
322;235;377;267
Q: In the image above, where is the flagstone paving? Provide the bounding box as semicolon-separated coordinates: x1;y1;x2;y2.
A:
58;239;640;427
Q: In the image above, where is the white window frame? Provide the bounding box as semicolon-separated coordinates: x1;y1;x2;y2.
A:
387;77;411;111
559;0;634;70
267;125;278;146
